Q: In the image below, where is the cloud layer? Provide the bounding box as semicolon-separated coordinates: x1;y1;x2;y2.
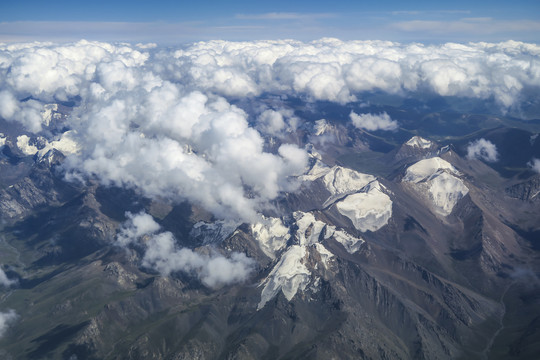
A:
0;39;539;220
165;39;540;107
2;39;539;116
117;212;255;288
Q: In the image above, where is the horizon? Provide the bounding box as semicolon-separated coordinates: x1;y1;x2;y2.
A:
1;0;539;44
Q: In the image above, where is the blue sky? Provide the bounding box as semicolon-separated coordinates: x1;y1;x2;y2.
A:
1;0;539;43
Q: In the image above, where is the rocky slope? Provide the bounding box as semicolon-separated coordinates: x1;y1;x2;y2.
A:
0;125;539;360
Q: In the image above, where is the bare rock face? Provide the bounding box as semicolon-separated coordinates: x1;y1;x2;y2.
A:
506;175;540;201
104;262;138;290
0;149;74;220
394;135;439;162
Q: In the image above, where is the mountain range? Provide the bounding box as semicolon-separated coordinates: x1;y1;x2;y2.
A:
1;99;539;359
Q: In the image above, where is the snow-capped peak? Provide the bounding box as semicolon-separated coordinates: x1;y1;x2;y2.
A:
41;103;60;127
313;119;331;136
257;211;366;309
402;157;468;216
251;217;290;259
299;145;330;182
190;220;239;245
323;166;376;197
405;136;433;149
294;212;327;246
258;244;310;309
335;181;393;232
402;157;458;183
300;150;393;233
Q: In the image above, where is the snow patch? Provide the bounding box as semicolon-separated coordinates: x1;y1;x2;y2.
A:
251;217;290;259
336;181;393;232
299;147;330;182
258;245;310;309
314;243;334;269
294;211;365;253
300;158;392;232
16;135;38;155
37;130;80;159
258;211;361;309
294;211;328;246
330;229;365;254
190;220;239;245
16;131;80;159
403;157;458;183
313;119;330;136
301;158;331;182
402;157;469;216
323;165;376;197
41;103;60;126
428;172;469;215
301;153;378;204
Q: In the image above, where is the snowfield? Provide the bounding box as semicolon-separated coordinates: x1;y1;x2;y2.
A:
402;157;469;216
335;182;393;232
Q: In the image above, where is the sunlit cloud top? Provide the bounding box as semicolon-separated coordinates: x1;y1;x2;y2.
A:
1;39;539;221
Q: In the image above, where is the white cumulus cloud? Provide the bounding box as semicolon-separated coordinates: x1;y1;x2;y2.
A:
0;268;16;288
117;212;255;288
467;138;499;162
350;111;399;131
163;39;540;107
255;108;300;136
58;80;307;221
528;158;540;173
0;310;17;338
1;39;539;117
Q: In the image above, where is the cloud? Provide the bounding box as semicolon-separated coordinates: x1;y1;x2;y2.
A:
0;268;16;288
116;212;161;247
64;87;307;222
16;135;39;155
1;39;539;221
466;138;499;162
256;108;300;137
0;310;17;338
391;10;472;16
235;12;336;20
257;109;287;136
0;91;43;132
2;39;539;112
142;233;254;288
117;212;255;288
166;39;540;107
528;158;540;173
0;38;309;222
350;111;399;131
